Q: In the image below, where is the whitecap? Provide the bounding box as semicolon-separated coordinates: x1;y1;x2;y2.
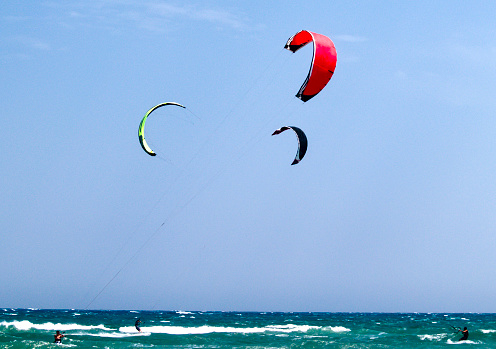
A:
1;320;113;332
480;329;496;333
176;311;193;315
118;323;323;335
447;339;479;344
50;343;76;347
324;326;351;333
81;331;150;338
419;334;445;341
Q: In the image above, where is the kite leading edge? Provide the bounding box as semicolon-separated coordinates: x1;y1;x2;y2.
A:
138;102;186;156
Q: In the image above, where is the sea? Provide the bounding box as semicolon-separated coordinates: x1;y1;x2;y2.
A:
1;309;495;348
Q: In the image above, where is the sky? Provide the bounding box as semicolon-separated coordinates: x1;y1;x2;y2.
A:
2;0;496;313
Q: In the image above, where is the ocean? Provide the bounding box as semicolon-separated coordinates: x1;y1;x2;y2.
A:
1;309;495;348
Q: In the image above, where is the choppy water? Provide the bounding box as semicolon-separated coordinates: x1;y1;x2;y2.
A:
1;309;495;348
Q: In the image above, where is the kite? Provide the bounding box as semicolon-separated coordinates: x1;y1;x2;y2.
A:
138;102;186;156
284;30;337;102
272;126;308;165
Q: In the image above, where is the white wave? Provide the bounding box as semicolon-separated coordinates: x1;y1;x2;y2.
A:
447;339;479;344
118;323;323;335
79;331;151;338
481;329;496;333
176;311;193;315
49;343;76;347
325;326;351;333
0;320;113;332
304;335;329;339
265;324;320;332
419;334;445;341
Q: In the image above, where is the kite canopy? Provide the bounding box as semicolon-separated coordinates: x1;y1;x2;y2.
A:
272;126;308;165
138;102;186;156
284;30;337;102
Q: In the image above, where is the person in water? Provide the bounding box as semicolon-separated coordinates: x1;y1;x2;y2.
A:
458;327;469;341
54;330;65;344
135;318;142;332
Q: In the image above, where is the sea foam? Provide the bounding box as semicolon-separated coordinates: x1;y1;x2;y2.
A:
119;323;325;335
1;320;113;331
419;334;445;341
481;329;496;333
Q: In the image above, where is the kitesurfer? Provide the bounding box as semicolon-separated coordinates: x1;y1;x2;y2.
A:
458;327;469;341
54;330;65;344
135;318;142;332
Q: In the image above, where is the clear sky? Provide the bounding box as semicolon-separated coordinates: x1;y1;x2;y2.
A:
2;0;496;313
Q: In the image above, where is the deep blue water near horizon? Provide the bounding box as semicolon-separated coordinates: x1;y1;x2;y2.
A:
1;309;496;348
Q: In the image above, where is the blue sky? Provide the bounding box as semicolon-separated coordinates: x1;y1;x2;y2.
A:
2;0;496;312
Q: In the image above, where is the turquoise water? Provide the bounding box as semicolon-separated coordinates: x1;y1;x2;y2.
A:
1;309;495;348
